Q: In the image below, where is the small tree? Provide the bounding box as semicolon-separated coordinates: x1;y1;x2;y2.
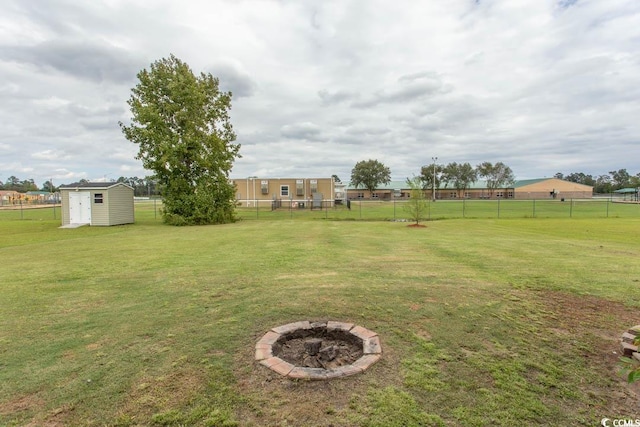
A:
350;159;391;196
120;55;240;225
403;177;428;225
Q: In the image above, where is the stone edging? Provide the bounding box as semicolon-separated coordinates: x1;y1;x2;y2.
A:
621;325;640;362
255;320;382;380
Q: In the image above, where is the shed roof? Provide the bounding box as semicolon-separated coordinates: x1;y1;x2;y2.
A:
59;182;133;190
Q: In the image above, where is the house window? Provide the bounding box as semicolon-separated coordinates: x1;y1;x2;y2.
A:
507;191;514;198
357;192;364;199
496;191;504;198
371;193;379;198
296;180;304;196
261;180;269;194
464;192;470;199
94;193;104;204
310;179;318;193
280;185;289;197
450;192;457;198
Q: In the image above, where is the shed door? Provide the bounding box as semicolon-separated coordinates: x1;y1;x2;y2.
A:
69;191;91;224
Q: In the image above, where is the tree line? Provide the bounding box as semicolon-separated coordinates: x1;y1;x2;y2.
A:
350;160;640;197
0;175;160;197
554;169;640;193
350;159;516;198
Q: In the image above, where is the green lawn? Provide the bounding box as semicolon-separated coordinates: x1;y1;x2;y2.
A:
1;206;639;426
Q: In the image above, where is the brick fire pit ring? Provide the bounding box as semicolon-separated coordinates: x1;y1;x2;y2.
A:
255;320;382;380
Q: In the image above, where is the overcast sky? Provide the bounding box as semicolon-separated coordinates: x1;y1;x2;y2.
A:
1;0;639;186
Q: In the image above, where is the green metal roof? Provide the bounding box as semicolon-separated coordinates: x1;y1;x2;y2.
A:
511;178;548;188
614;188;639;193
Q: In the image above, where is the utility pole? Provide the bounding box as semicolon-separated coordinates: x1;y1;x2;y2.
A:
432;157;438;202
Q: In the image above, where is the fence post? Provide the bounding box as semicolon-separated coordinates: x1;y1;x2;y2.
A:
570;199;573;218
532;199;536;218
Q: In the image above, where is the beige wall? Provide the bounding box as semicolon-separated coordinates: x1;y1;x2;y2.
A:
514;179;593;200
233;178;334;207
106;185;135;225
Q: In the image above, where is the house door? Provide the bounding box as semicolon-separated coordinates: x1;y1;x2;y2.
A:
68;191;91;224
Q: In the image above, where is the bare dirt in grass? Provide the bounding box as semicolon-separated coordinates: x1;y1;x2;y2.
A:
535;290;640;415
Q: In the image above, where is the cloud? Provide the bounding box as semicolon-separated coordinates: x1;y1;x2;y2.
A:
1;0;639;185
280;122;322;140
318;89;359;105
209;60;257;98
0;39;140;83
351;72;451;108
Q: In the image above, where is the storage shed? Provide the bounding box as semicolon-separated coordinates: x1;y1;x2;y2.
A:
59;182;134;226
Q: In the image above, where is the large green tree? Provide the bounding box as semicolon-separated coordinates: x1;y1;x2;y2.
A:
609;168;631;189
120;55;240;225
442;162;477;198
476;161;515;198
350;159;391;195
419;162;444;200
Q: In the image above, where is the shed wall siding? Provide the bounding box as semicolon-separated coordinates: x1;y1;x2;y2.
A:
61;190;70;225
107;186;135;225
90;190;110;226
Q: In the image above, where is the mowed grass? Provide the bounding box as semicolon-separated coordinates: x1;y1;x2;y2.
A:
1;205;639;426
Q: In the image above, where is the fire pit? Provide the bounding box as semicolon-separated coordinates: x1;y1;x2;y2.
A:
255;321;382;380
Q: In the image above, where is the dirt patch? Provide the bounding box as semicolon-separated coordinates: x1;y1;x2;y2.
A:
272;329;363;370
535;290;640;414
113;366;208;421
407;223;426;228
0;393;45;416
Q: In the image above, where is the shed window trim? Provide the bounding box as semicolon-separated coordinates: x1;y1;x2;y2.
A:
94;193;104;204
280;185;289;197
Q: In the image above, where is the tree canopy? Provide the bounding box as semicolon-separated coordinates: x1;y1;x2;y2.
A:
442;162;477;197
120;55;240;225
476;161;515;197
350;159;391;194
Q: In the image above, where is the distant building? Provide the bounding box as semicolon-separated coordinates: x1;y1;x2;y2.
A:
0;190;19;205
232;178;335;209
346;178;593;200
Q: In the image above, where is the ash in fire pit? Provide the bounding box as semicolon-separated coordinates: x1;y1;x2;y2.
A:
272;326;363;370
255;321;382;380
